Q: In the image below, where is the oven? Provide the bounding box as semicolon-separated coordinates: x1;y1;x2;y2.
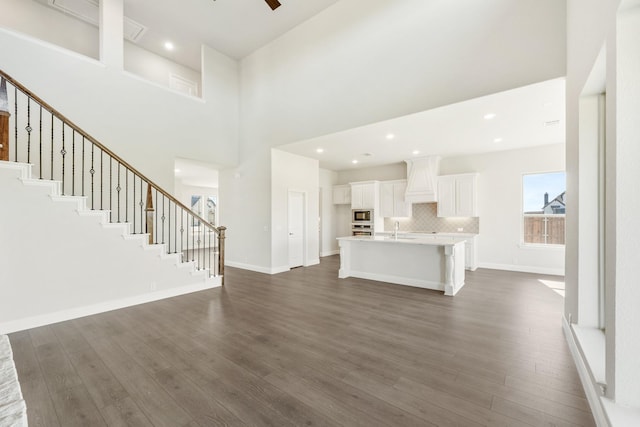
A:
352;221;374;236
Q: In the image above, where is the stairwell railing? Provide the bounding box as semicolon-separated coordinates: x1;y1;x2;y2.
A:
0;70;225;284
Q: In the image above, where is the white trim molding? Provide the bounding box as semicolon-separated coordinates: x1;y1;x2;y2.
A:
477;262;564;276
0;280;221;335
563;317;609;427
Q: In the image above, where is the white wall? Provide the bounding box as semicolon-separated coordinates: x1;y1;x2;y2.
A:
441;144;565;275
239;0;565;147
271;149;320;272
124;42;201;97
0;27;238;190
218;149;272;272
0;164;215;334
0;0;202;97
319;168;339;256
0;0;98;58
336;163;406;184
564;1;640;423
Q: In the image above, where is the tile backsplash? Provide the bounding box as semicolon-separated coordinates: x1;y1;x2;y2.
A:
383;203;479;234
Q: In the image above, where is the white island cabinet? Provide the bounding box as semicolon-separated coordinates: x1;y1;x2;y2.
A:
337;236;466;296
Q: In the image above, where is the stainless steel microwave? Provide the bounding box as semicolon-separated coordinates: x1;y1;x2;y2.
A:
352;209;373;222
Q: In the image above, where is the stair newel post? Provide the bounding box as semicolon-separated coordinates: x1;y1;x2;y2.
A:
217;226;226;285
145;184;154;245
0;78;10;161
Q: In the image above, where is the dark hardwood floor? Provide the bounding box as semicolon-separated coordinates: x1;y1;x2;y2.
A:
9;256;595;426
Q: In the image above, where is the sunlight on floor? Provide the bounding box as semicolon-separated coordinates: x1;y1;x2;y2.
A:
539;279;565;297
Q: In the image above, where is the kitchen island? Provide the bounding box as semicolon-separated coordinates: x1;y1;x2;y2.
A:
337;235;466;296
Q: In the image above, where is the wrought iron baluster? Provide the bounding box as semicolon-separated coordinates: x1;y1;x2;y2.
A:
71;131;75;196
90;143;95;209
180;209;184;262
39;106;43;179
174;204;177;254
26;97;31;164
100;150;104;210
186;211;190;265
161;195;165;244
117;163;121;222
13;87;17;162
125;168;129;223
132;172;136;233
191;214;195;262
168;198;171;251
139;178;144;235
61;123;66;195
50;112;54;180
155;189;159;245
81;136;85;194
109;158;113;222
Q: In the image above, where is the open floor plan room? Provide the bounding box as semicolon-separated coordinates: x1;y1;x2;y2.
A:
9;257;595;426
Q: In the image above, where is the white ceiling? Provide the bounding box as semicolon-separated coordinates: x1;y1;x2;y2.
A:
278;78;566;171
37;0;566;176
39;0;340;69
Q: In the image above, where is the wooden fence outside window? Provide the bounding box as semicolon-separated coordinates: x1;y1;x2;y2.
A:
523;214;565;245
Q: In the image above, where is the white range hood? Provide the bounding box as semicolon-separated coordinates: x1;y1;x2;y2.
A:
405;156;440;203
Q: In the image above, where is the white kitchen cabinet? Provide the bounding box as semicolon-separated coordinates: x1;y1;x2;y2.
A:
351;182;378;209
380;180;412;218
437;173;478;217
332;185;351;205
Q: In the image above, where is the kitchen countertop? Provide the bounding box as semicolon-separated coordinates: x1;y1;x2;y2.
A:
376;231;478;238
337;235;467;246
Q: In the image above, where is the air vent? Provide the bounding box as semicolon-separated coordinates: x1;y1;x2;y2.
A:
49;0;99;25
49;0;147;42
544;119;561;127
123;17;147;42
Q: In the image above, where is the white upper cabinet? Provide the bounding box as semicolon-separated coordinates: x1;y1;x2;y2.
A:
351;181;379;209
437;173;478;217
380;180;412;218
332;185;351;205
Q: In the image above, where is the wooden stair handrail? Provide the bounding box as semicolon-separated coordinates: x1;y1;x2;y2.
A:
0;69;219;235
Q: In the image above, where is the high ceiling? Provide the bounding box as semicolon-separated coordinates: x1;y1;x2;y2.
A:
279;78;566;170
39;0;340;69
36;0;566;176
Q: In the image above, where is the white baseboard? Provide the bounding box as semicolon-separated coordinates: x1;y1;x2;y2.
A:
321;250;340;257
305;258;320;267
562;317;609;427
477;262;564;276
225;261;290;275
339;269;445;292
0;280;221;335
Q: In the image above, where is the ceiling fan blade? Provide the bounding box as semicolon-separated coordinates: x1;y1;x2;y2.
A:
265;0;281;10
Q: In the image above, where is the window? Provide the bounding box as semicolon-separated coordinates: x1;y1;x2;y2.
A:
522;172;566;245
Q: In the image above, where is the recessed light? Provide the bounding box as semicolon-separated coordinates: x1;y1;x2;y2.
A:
316;148;324;153
164;41;175;51
412;150;420;155
386;133;395;140
493;138;503;143
174;168;181;173
352;160;358;164
484;113;496;120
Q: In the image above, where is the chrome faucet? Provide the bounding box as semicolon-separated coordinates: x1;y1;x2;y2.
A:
393;221;400;239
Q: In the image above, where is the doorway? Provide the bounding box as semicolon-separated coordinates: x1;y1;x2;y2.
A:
288;190;305;268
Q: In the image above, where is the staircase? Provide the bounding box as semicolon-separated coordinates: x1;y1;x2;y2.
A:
0;70;226;334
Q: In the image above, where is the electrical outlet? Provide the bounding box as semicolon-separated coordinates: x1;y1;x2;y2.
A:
150;282;157;291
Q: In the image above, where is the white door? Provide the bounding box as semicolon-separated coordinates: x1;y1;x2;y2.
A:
288;191;305;268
